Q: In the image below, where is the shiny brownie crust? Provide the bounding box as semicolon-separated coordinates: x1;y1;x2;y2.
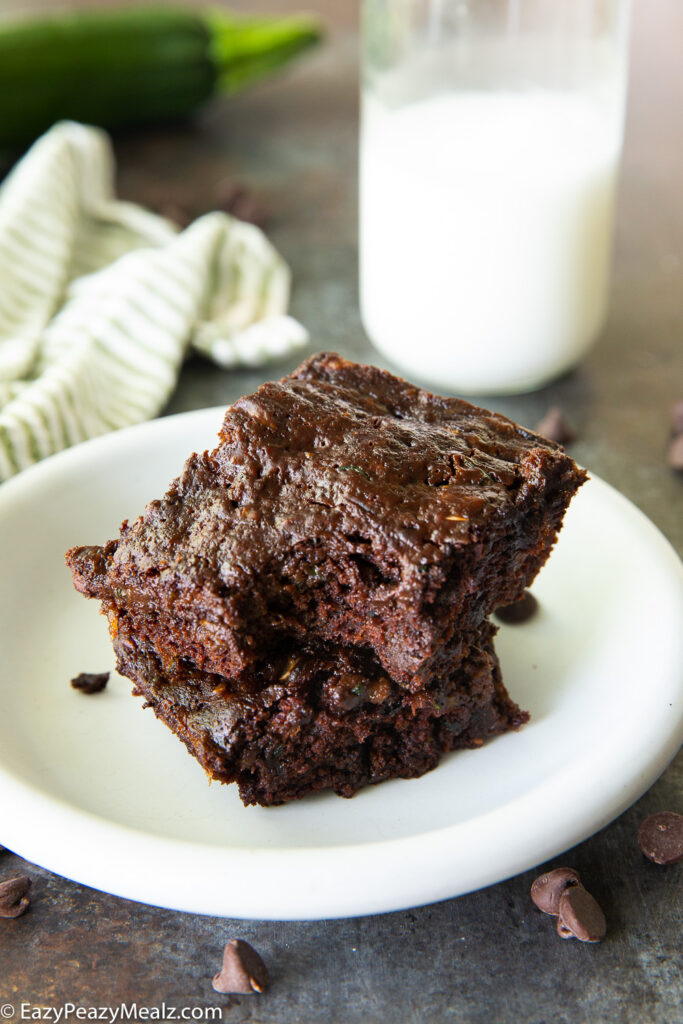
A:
68;353;586;689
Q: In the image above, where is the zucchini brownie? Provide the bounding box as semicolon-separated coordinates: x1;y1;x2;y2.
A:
67;352;586;805
68;352;586;689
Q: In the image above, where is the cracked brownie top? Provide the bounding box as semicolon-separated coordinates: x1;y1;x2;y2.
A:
123;352;577;579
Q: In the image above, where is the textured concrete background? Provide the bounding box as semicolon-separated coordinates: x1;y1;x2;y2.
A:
1;0;681;1019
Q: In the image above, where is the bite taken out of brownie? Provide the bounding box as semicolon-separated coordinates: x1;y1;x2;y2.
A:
68;352;587;692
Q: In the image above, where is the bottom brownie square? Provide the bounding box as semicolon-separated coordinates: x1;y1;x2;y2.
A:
112;616;527;807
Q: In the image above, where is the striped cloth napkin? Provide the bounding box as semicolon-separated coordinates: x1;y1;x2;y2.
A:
0;121;308;483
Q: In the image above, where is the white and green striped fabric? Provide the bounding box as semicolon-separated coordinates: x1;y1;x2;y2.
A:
0;120;308;482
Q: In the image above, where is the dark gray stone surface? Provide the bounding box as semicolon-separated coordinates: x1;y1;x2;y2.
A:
1;0;681;1019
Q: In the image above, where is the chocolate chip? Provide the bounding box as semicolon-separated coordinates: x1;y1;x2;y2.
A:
534;408;575;445
214;179;269;229
71;672;110;694
494;590;539;624
670;400;683;436
558;885;607;942
531;867;581;916
212;939;269;995
215;179;246;210
667;434;683;472
159;203;193;229
140;184;200;228
0;875;31;918
637;811;683;865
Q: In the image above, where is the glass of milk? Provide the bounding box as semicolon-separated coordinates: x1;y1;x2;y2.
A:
360;0;631;394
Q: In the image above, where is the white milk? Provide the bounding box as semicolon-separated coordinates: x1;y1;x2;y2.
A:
360;91;621;394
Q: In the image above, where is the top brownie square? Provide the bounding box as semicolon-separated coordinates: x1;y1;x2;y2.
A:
68;353;586;689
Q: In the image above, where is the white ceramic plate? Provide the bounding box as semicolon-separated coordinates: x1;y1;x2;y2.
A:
0;409;681;920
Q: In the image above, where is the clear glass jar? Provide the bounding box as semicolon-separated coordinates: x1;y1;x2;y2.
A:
360;0;631;394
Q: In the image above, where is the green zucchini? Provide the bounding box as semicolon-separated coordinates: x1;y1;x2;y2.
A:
0;6;322;149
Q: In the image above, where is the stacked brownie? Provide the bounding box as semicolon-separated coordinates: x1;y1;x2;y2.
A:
67;353;586;806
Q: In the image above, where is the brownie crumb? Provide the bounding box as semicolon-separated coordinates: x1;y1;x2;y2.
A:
0;875;31;919
494;591;539;625
534;408;575;445
213;939;270;995
638;811;683;865
71;672;110;694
